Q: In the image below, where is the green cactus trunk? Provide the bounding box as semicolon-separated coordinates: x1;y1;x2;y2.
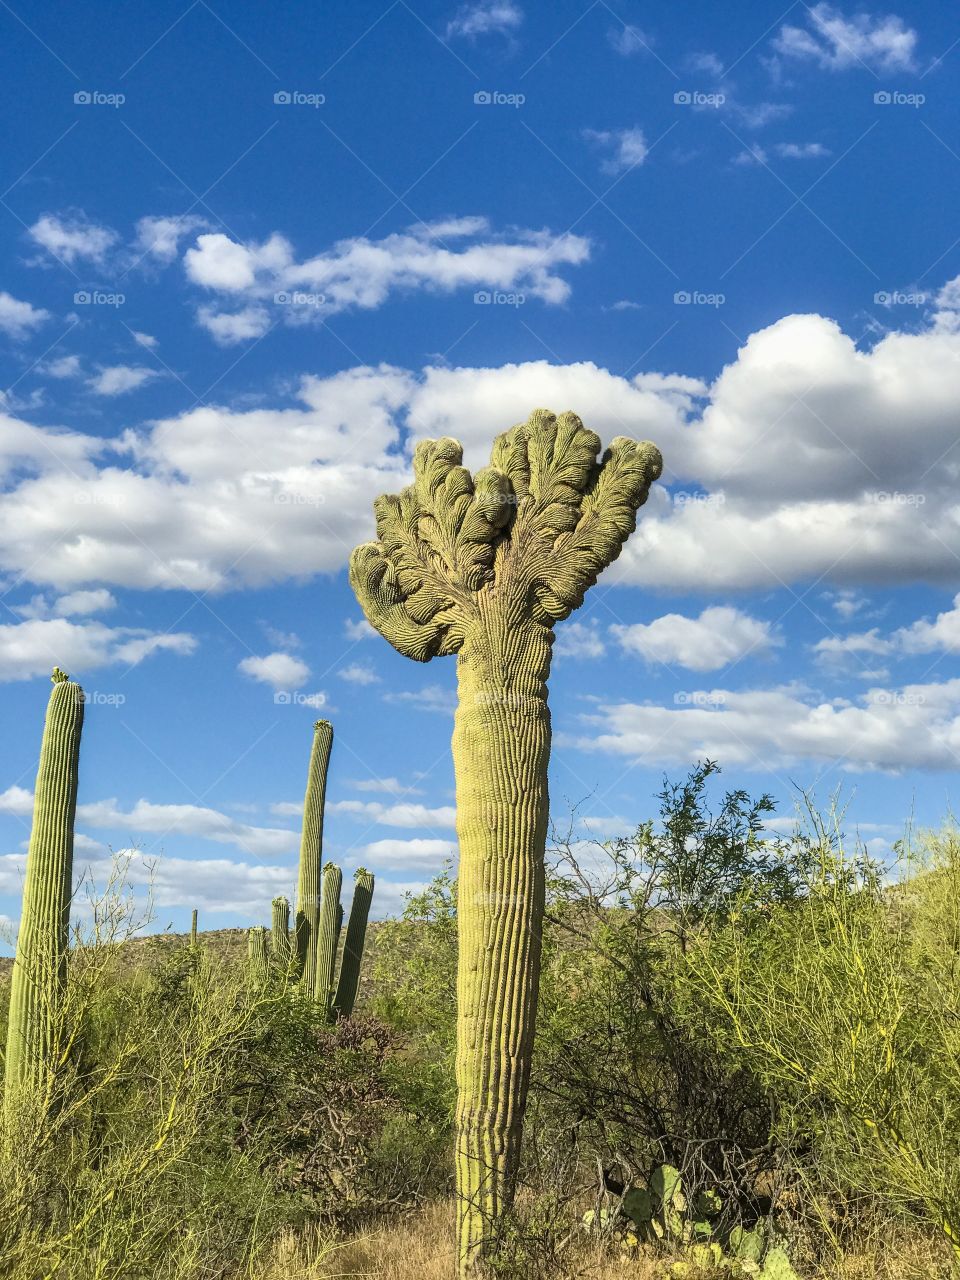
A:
332;868;375;1019
4;669;84;1121
453;605;550;1266
248;926;268;984
314;863;342;1013
271;896;291;965
190;908;198;947
295;720;333;996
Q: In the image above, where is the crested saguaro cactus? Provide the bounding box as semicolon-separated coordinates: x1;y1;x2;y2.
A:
314;862;343;1011
4;668;84;1121
350;410;661;1271
333;867;375;1019
295;720;334;995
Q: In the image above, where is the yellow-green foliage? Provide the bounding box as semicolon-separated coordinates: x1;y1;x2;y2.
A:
351;410;662;1272
4;668;84;1122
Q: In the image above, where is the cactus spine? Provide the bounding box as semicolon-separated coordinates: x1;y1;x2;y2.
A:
350;411;661;1272
314;863;342;1012
4;668;84;1120
294;720;333;996
271;895;291;965
333;867;374;1019
247;926;268;984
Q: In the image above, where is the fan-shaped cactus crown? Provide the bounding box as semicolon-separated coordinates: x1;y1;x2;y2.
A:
350;409;662;660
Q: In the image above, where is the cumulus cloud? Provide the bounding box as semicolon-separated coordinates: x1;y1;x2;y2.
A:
354;837;456;871
554;620;606;659
327;799;457;828
611;607;779;671
238;652;309;690
383;684;457;714
575;678;960;774
338;662;380;685
608;25;652;57
348;776;423;796
445;1;522;39
582;127;648;174
0;291;49;338
0;786;34;816
185;218;589;343
28;213;118;265
88;365;159;396
0;617;195;682
774;4;917;72
135;215;208;264
75;797;298;857
815;594;960;669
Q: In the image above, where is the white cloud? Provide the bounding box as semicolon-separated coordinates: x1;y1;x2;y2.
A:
0;785;34;816
76;797;298;857
583;127;648;174
53;588;116;616
608;299;642;312
554;620;606;659
185;218;589;343
815;594;960;669
328;799;456;828
338;662;380;685
45;354;82;378
28;213;117;265
774;4;917;72
0;291;49;338
384;684;457;714
135;215;208;264
608;25;652;56
238;652;309;690
131;331;158;350
445;1;522;39
576;678;960;774
88;365;158;397
0;617;195;682
344;618;377;641
355;837;456;871
348;776;423;796
612;606;779;671
775;141;830;158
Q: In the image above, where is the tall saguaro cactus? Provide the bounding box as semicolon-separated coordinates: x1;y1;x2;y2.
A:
271;895;291;966
247;926;269;985
333;867;375;1019
350;410;661;1271
4;668;84;1121
295;720;333;995
314;862;342;1011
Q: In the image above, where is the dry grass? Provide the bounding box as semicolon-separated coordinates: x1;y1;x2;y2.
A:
250;1201;951;1280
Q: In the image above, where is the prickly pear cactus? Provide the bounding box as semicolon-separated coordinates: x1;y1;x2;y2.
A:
351;410;662;1273
4;668;84;1121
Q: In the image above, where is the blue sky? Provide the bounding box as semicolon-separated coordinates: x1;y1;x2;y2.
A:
2;0;960;939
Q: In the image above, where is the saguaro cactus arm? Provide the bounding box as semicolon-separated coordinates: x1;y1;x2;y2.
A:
332;867;374;1019
314;862;342;1014
350;410;661;1274
295;720;333;995
271;895;291;966
4;668;84;1118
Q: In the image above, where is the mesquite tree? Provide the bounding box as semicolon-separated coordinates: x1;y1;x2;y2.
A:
350;409;662;1270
